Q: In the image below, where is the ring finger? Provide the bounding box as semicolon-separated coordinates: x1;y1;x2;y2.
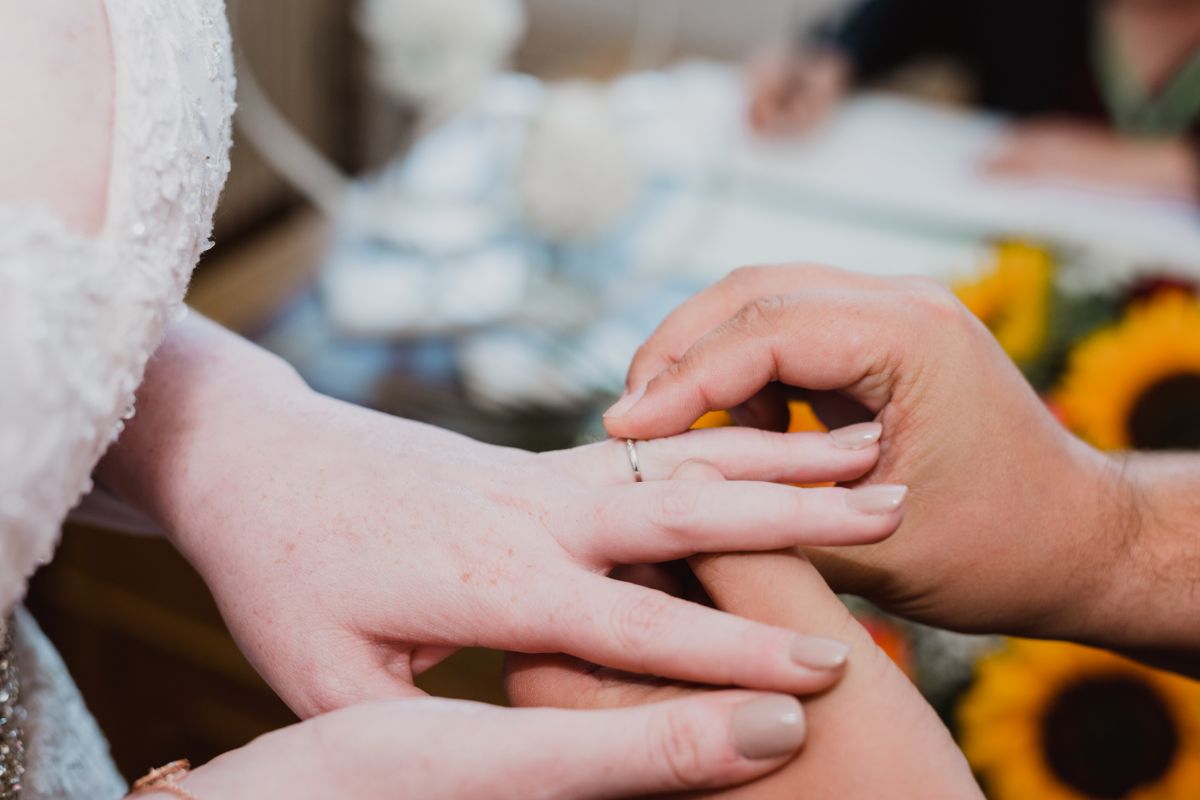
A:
564;423;883;488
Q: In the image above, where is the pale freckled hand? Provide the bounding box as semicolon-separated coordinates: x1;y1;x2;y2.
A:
187;393;904;720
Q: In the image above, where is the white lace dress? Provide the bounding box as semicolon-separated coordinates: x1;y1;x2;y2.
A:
0;1;235;797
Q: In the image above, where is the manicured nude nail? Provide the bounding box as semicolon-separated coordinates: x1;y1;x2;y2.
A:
731;695;807;760
603;384;646;419
828;421;883;450
790;635;850;670
845;484;908;514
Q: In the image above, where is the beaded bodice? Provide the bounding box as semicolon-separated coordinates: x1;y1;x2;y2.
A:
0;0;235;614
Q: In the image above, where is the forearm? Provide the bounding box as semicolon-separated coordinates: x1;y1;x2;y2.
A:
94;311;463;599
1080;453;1200;674
95;312;314;546
962;443;1200;674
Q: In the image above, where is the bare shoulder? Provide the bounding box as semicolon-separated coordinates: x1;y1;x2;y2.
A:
0;0;114;236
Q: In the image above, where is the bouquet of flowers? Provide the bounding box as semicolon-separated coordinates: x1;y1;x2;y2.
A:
956;241;1200;453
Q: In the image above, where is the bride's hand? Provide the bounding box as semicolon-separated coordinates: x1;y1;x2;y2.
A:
102;316;904;718
507;461;981;799
134;689;811;799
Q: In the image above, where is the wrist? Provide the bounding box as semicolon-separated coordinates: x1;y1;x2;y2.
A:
982;430;1139;644
1044;442;1142;642
1073;453;1200;671
141;381;326;554
97;315;315;541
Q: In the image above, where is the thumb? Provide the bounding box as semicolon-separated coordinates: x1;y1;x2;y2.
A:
494;692;807;797
180;691;806;799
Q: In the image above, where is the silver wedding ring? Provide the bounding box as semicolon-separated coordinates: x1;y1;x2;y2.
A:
625;439;643;483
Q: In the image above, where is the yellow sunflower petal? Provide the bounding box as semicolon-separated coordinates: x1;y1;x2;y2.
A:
959;638;1200;799
955;241;1053;363
690;410;734;429
786;400;827;433
1056;291;1200;450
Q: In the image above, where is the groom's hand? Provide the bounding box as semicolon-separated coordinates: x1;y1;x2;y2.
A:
605;265;1135;645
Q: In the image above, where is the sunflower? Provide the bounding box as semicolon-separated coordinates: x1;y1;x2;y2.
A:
690;401;827;433
691;410;735;429
955;241;1054;363
785;401;826;434
959;639;1200;800
1055;291;1200;450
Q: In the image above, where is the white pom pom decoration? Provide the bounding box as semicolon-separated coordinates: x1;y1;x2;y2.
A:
518;82;641;244
357;0;526;118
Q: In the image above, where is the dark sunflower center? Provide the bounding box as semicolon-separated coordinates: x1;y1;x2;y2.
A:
1127;373;1200;450
1041;675;1179;798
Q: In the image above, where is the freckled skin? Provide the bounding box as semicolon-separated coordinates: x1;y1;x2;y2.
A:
97;314;900;776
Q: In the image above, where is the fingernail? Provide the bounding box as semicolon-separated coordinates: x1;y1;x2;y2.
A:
845;484;908;515
789;635;850;670
828;421;882;450
604;384;646;419
731;695;807;760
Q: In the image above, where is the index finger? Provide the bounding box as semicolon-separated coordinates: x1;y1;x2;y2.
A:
606;287;900;441
614;265;882;399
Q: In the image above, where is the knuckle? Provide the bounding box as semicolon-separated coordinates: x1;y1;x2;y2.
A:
650;482;703;532
902;277;963;321
587;495;617;541
732;294;787;331
660;354;692;382
726;264;766;287
630;341;657;369
653;359;719;413
650;705;713;789
630;340;673;378
642;368;672;401
609;591;673;655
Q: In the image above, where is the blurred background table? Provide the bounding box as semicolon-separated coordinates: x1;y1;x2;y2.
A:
252;62;1198;432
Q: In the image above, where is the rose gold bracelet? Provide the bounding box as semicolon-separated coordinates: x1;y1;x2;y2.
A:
132;760;200;800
